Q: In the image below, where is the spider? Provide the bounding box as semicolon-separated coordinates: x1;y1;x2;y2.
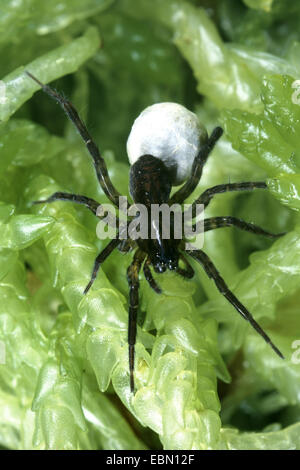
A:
26;71;284;393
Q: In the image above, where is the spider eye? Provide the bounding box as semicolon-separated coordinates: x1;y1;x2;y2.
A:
126;102;208;186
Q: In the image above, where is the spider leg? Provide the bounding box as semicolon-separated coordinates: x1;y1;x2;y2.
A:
26;71;122;207
170;126;223;204
143;258;162;294
33;191;100;215
186;249;284;359
127;250;146;392
33;191;120;229
176;254;195;279
191;182;267;212
84;238;120;294
202;216;286;238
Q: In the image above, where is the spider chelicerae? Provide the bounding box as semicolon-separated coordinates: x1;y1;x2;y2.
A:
26;71;284;393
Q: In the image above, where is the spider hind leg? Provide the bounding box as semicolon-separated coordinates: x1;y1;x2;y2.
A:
127;250;146;393
186;248;284;359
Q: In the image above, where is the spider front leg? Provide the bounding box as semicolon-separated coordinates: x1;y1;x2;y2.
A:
127;250;146;393
170;126;223;204
185;249;284;359
26;71;123;207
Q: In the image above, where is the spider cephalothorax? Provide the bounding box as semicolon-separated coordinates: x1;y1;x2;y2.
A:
26;72;284;393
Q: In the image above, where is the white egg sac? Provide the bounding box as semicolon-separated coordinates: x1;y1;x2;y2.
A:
126;102;208;186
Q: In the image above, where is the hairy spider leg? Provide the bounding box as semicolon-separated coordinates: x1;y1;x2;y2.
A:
202;216;286;238
127;250;146;392
33;192;101;215
26;71;123;207
186;249;284;359
33;191;120;229
84;238;120;294
192;182;268;211
170;126;223;204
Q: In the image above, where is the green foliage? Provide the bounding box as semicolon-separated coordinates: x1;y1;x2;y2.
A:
0;0;300;450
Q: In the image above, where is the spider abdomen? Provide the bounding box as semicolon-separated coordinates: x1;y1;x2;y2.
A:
129;154;172;205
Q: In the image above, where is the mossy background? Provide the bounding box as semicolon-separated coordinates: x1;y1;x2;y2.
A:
1;0;300;450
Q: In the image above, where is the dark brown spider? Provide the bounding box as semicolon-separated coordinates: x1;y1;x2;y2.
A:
26;71;284;393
